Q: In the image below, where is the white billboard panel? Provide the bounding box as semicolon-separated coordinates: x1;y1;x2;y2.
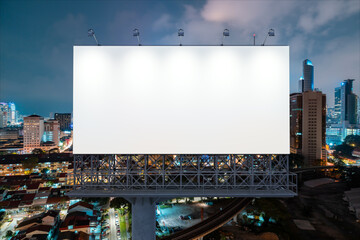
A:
73;46;289;154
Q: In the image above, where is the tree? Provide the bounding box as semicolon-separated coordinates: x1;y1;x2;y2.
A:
342;166;360;188
32;148;45;154
41;168;49;175
344;135;360;147
334;143;354;158
289;154;304;169
4;230;14;239
21;157;39;172
110;197;130;209
83;197;109;206
49;148;60;154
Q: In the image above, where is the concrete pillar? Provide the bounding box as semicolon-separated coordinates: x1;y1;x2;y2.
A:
128;197;156;240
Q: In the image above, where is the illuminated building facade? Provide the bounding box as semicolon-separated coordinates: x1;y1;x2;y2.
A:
302;91;326;166
0;103;9;128
43;119;60;147
290;93;302;154
303;59;314;92
23;115;44;153
54;113;72;131
334;87;341;123
340;79;357;124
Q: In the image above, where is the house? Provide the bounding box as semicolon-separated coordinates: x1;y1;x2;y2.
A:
58;231;89;240
25;182;40;194
33;187;50;206
59;212;91;234
16;210;60;231
68;201;94;216
58;173;67;183
24;224;52;239
18;193;36;208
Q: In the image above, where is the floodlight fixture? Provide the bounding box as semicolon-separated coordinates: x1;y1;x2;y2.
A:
178;29;184;46
133;28;141;46
221;29;229;46
253;33;256;46
88;28;99;46
262;28;275;46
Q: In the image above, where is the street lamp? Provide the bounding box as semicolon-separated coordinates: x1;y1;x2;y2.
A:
221;29;229;46
133;28;141;46
262;29;275;46
88;29;99;46
178;29;184;46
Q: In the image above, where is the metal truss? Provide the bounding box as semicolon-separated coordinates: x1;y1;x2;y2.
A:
68;155;297;198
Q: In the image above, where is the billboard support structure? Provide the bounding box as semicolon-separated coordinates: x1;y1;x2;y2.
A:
67;154;296;240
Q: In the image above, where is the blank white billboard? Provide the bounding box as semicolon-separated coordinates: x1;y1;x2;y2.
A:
73;46;289;154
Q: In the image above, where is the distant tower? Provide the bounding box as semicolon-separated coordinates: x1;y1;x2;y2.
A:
9;102;16;125
298;76;304;92
340;79;357;124
334;87;341;122
303;59;314;92
54;113;72;131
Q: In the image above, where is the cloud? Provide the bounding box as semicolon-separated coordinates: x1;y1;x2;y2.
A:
298;0;360;32
153;14;172;31
312;35;360;105
201;0;297;30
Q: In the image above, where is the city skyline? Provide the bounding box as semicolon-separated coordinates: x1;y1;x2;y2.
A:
1;0;360;117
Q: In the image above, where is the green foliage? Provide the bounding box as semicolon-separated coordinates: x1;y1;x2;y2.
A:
21;156;39;171
344;135;360;147
342;166;360;187
289;153;304;169
83;197;109;206
32;148;45;154
334;143;354;158
49;148;60;154
4;230;14;238
253;198;289;223
110;197;130;209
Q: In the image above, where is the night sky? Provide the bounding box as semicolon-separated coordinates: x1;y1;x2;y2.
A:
1;0;359;117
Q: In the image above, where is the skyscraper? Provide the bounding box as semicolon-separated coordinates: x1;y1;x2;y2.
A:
298;76;304;93
290;91;326;166
340;79;357;124
8;102;16;125
290;93;303;154
54;113;72;131
23;115;44;153
302;91;326;166
0;103;8;128
334;87;341;122
303;59;314;92
43;119;60;147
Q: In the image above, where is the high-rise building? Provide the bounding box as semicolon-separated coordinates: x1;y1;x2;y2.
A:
298;76;304;93
340;79;357;124
303;59;314;92
23;115;44;153
290;91;326;166
43;119;60;147
0;103;9;127
54;113;72;131
302;91;326;166
334;87;341;122
8;102;16;125
290;93;303;154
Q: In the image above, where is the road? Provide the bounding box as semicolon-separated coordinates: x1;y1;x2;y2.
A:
109;208;117;240
162;198;251;240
